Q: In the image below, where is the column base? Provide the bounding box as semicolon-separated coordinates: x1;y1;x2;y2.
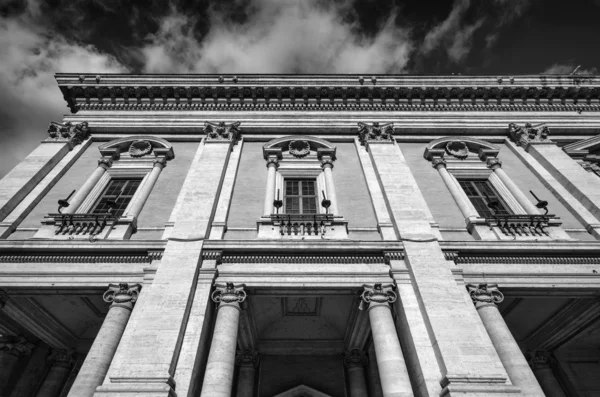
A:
94;382;175;397
440;375;521;396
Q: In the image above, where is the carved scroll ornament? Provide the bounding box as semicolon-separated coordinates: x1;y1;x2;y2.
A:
47;121;90;146
211;283;247;304
508;123;550;147
103;283;141;306
204;121;241;143
358;122;395;145
360;283;397;308
467;283;504;305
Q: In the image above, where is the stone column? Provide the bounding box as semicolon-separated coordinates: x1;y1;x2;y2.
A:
344;349;369;397
361;284;412;397
0;336;34;395
0;121;89;221
125;158;166;218
200;283;246;397
528;351;568;397
366;342;384;397
467;284;545;397
10;344;50;397
263;157;279;216
432;158;479;218
68;283;141;397
63;158;112;214
486;158;540;214
320;156;339;215
36;350;74;397
235;350;258;397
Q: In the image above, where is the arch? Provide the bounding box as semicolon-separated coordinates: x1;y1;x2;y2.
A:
424;136;499;161
98;135;174;159
263;135;336;151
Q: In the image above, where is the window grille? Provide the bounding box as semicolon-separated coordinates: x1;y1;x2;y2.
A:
284;179;318;214
91;179;141;218
459;180;512;218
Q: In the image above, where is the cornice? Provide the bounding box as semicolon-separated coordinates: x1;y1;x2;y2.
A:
55;73;600;114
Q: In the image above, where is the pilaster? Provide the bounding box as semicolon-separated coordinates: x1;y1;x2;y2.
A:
95;123;238;397
364;124;515;395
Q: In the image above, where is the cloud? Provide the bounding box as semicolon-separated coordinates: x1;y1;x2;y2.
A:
420;0;484;63
542;63;597;75
0;1;128;176
137;0;413;74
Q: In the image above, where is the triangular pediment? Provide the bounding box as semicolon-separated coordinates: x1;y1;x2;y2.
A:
563;135;600;158
272;384;333;397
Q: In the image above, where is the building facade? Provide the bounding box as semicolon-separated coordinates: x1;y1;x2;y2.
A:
1;74;600;397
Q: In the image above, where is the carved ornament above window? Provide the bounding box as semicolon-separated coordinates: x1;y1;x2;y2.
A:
445;141;469;159
128;140;153;157
289;140;310;158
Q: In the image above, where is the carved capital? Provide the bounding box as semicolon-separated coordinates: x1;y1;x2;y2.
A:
467;283;504;306
432;158;447;169
360;283;397;308
47;121;90;146
527;350;556;370
98;158;113;169
508;123;551;147
203;121;241;144
344;349;368;368
266;157;279;169
320;158;334;169
212;283;247;305
486;158;503;169
153;157;168;168
0;336;34;358
357;122;395;145
103;283;141;309
47;349;75;368
235;350;259;367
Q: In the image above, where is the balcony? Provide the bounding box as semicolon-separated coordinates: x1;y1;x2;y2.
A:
257;213;348;239
485;214;555;238
40;213;117;240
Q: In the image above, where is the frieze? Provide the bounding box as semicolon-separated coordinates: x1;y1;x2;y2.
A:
220;255;385;264
0;251;163;263
446;254;600;265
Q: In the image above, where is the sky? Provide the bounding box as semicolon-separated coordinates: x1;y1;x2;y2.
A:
0;0;599;176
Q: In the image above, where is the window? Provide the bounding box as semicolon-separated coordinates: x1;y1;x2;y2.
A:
91;179;141;217
459;180;512;218
284;179;318;214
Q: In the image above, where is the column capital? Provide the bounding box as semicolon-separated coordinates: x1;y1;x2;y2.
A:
360;284;397;309
203;121;241;144
235;350;259;367
46;121;90;146
0;336;35;358
508;122;551;148
344;349;368;368
486;157;503;170
358;122;395;146
97;157;113;169
527;350;556;370
265;157;279;169
153;157;168;169
212;283;247;305
103;283;141;310
467;283;504;306
320;158;334;169
47;349;75;368
432;157;447;169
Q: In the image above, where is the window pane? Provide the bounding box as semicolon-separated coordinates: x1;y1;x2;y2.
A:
286;197;300;214
92;179;141;218
286;180;299;196
459;179;512;217
302;180;315;196
302;197;317;214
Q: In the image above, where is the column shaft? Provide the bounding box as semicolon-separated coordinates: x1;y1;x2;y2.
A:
476;303;545;396
322;165;339;215
0;352;20;393
368;302;412;397
10;345;50;397
36;351;73;397
436;165;478;218
531;366;567;397
347;365;369;397
125;161;164;218
263;163;277;216
64;163;110;213
200;302;241;397
491;167;540;214
235;365;255;397
367;343;384;397
67;305;132;397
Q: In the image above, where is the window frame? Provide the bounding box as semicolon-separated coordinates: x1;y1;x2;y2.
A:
458;179;513;218
283;178;319;214
90;178;143;218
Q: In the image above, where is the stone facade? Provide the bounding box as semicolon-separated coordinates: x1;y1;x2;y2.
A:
1;74;600;397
